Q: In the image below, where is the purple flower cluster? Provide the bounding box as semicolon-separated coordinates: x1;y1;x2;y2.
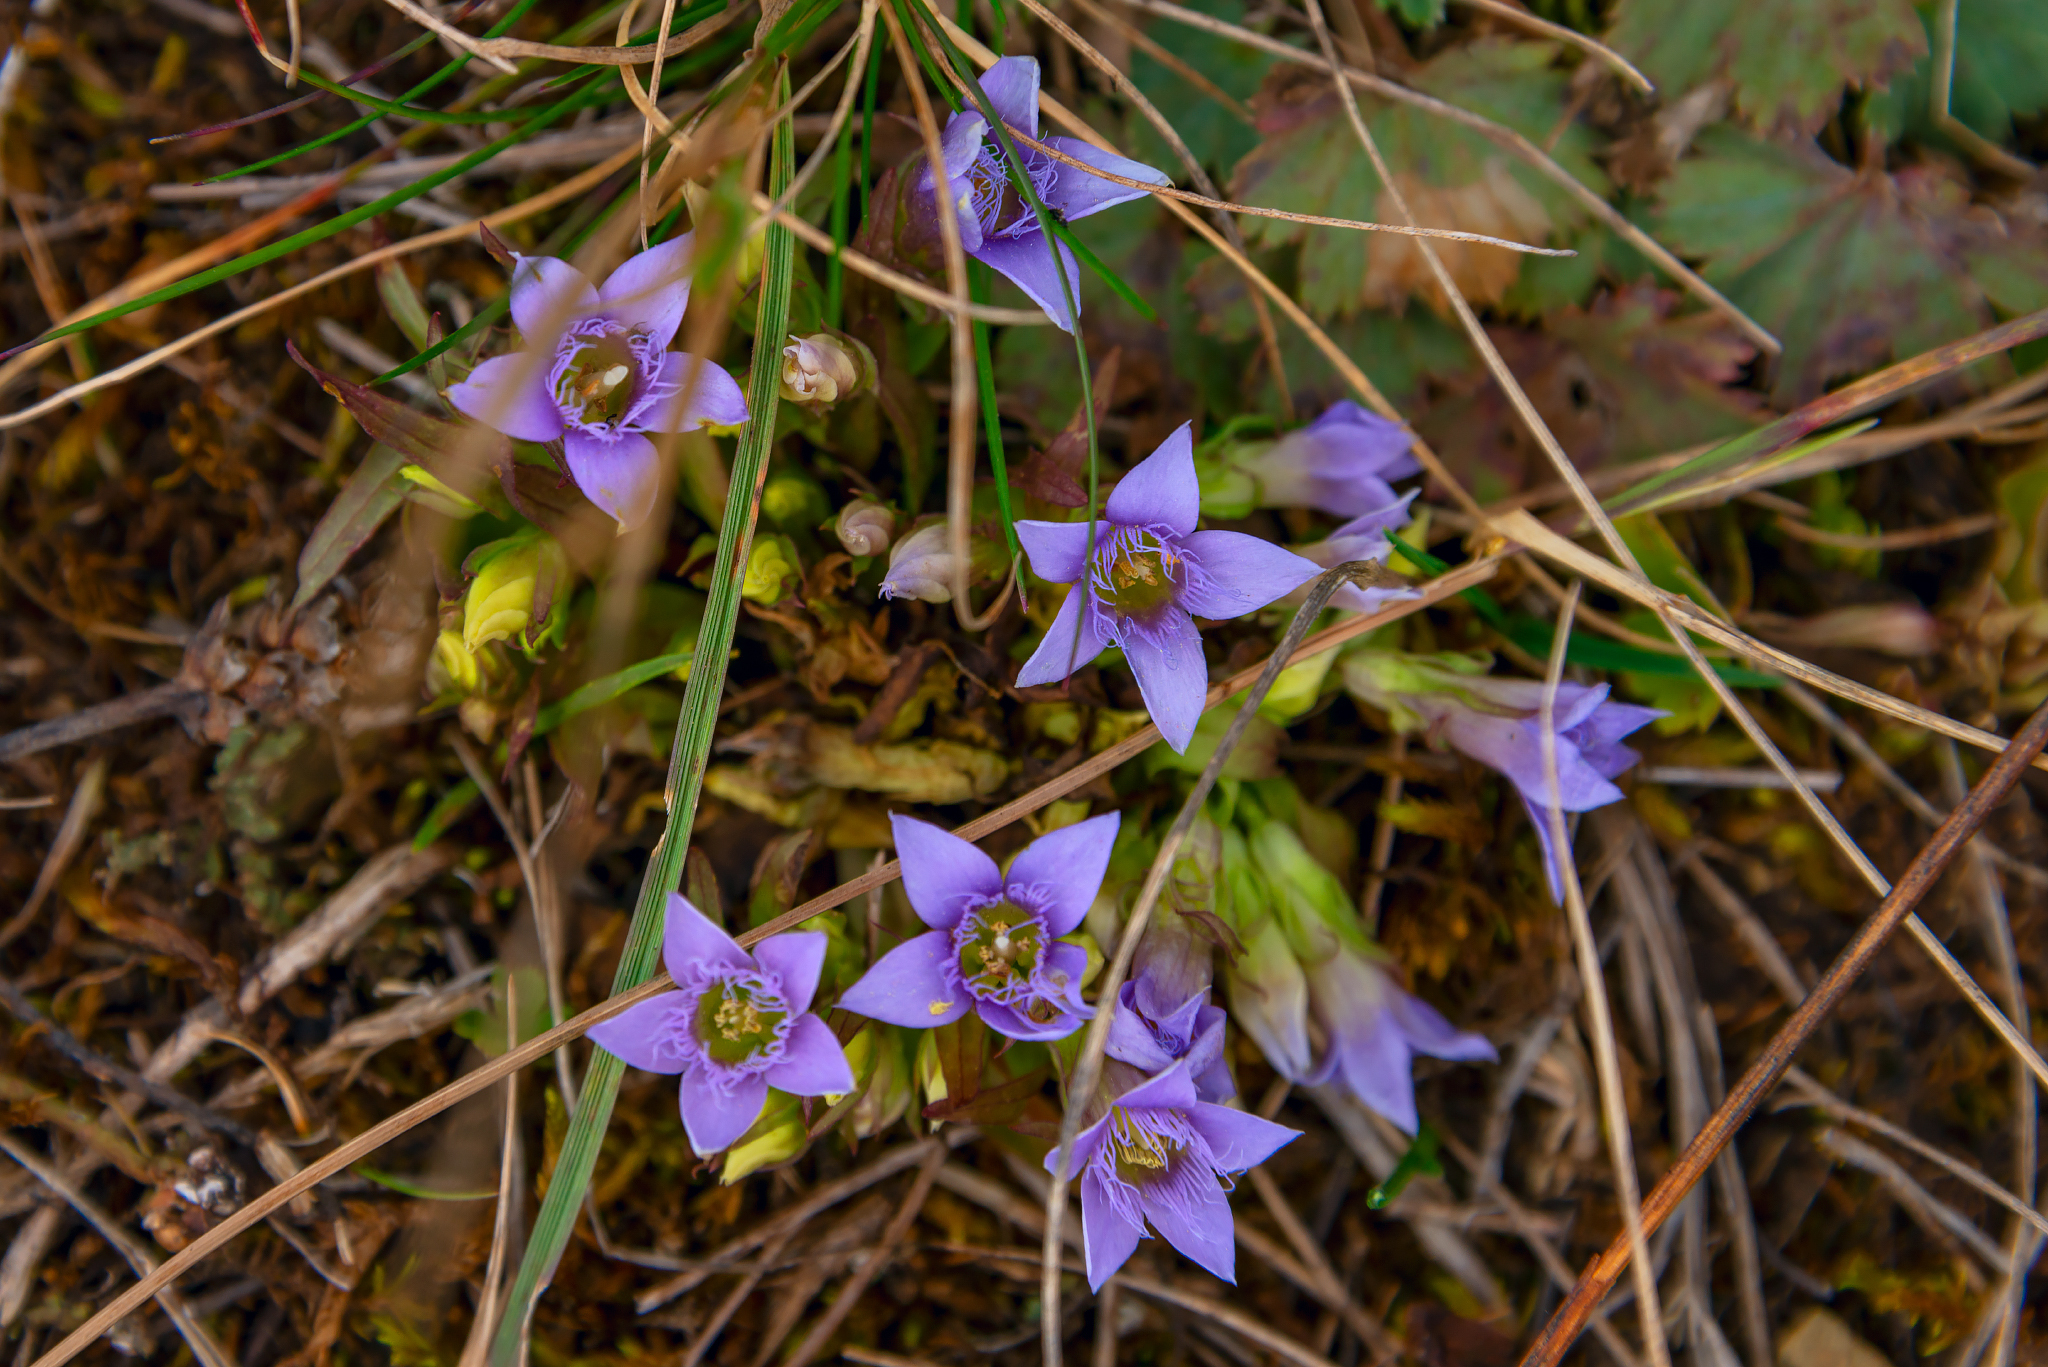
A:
449;237;749;534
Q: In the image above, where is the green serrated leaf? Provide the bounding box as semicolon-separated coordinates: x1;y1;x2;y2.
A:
1865;0;2048;147
1607;0;1925;133
1231;38;1603;320
1653;126;2048;404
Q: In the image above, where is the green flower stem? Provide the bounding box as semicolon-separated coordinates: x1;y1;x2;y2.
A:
483;65;798;1367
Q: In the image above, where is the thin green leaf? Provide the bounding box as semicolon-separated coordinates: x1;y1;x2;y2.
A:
530;653;695;736
353;1166;496;1200
486;65;798;1367
15;79;611;358
291;444;408;610
970;262;1021;567
1044;215;1158;322
412;779;481;851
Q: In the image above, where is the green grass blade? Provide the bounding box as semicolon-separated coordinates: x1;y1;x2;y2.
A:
484;65;797;1367
970;262;1021;566
12;79;610;358
210;0;555;182
531;652;696;735
1044;215;1157;321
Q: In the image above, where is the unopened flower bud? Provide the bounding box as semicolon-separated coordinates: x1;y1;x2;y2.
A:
762;471;830;532
835;498;895;558
878;521;958;603
780;331;874;407
1203;401;1420;520
426;630;480;697
719;1093;806;1184
462;534;569;655
741;535;801;605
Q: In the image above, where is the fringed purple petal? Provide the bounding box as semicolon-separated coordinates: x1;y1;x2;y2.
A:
762;1013;855;1096
891;814;1002;929
1121;608;1208;755
1388;990;1498;1064
1015;585;1108;687
1105;422;1199;535
1176;530;1320;622
835;930;970;1028
1005;811;1119;937
597;235;694;349
679;1065;768;1155
1185;1102;1300;1170
445;353;563;442
563;428;661;534
1015;518;1109;584
751;931;826;1014
977;56;1042;135
976;996;1087;1043
1138;1168;1237;1284
1080;1166;1146;1292
971;231;1083;334
587;991;692;1074
1039;136;1169;221
509;254;598;342
661;892;749;984
638;353;749;433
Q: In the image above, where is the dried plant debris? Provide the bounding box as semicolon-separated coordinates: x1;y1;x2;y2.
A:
2;2;2047;1367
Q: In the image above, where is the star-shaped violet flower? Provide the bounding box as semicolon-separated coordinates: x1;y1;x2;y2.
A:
587;893;852;1156
919;56;1168;332
447;236;749;534
1047;1059;1299;1291
837;812;1118;1042
1015;424;1321;753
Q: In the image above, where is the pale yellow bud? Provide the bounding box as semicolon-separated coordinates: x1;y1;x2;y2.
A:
779;332;873;407
740;535;800;606
462;535;570;654
426;630;481;696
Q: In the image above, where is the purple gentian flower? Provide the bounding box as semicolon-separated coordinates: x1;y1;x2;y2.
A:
447;236;749;534
587;893;852;1155
1015;424;1321;753
838;812;1119;1041
919;56;1168;332
1106;913;1232;1102
1345;654;1663;901
1290;490;1421;615
1047;1059;1299;1290
1245;401;1420;518
1304;945;1495;1135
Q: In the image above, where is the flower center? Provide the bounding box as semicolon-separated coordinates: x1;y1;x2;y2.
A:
555;333;639;427
1095;530;1183;622
1108;1108;1181;1183
693;981;787;1066
962;142;1059;238
956;899;1044;998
